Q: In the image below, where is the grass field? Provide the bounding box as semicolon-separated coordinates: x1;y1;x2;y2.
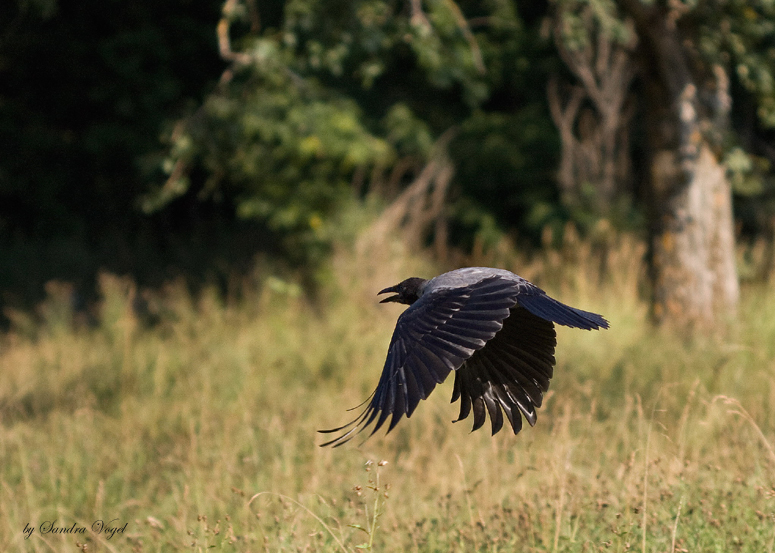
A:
2;231;775;552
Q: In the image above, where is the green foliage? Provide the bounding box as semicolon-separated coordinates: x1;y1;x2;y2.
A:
725;146;774;196
692;0;775;127
556;0;775;131
672;0;775;227
146;56;396;264
450;107;562;245
383;103;434;158
554;0;775;233
150;0;560;265
554;0;634;50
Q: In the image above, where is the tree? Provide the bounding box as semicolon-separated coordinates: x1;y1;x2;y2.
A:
625;0;739;325
152;0;775;328
620;0;775;326
552;0;775;327
151;0;562;263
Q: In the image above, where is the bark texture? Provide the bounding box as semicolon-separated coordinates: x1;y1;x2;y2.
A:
627;2;739;326
650;144;739;323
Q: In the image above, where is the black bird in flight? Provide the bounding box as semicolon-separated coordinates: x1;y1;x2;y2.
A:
319;267;608;447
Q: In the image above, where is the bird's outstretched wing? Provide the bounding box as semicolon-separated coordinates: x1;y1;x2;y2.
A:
451;287;608;435
452;305;556;435
319;277;519;447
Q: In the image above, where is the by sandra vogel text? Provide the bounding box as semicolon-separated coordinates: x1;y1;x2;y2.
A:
23;519;128;540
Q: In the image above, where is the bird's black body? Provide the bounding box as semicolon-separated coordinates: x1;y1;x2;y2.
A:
320;267;608;447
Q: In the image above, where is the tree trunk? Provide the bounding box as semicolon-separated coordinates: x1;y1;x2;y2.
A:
649;143;739;324
631;4;739;327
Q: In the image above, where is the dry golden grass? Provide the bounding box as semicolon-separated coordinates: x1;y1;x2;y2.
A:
2;228;775;552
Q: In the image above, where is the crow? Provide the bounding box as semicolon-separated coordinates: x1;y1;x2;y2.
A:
319;267;608;447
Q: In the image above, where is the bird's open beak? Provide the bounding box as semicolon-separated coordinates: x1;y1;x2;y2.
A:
378;285;400;303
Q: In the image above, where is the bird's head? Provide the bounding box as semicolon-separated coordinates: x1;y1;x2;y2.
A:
378;277;427;305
